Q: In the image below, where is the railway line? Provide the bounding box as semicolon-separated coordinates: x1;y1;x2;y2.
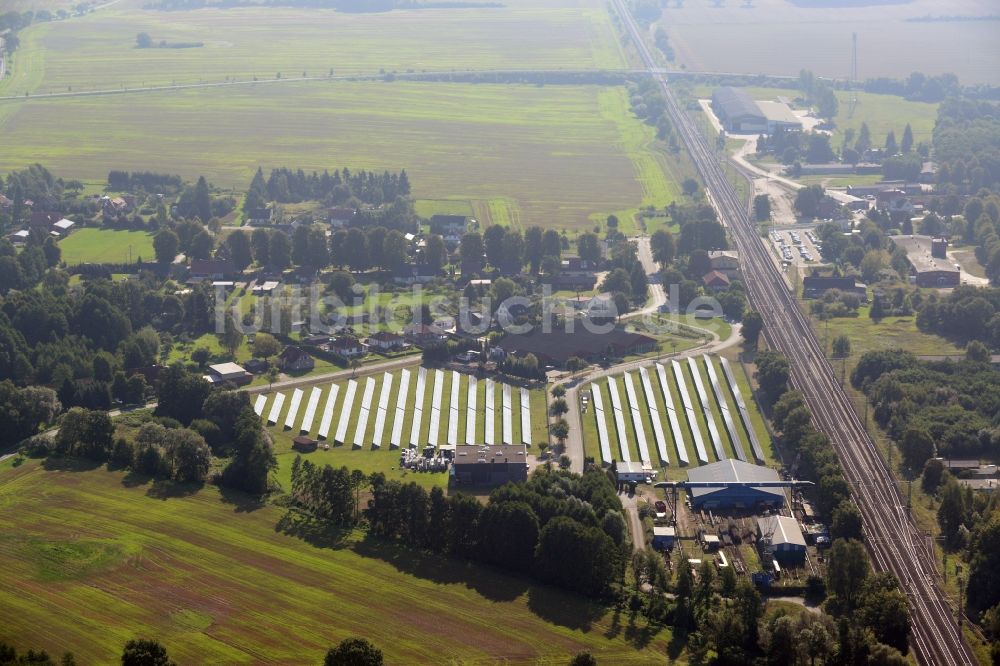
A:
612;1;975;663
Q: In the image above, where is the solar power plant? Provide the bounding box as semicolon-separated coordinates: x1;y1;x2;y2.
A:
639;367;668;464
317;384;339;441
335;380;358;445
300;387;322;435
466;376;478;444
390;369;410;448
687;357;725;461
284;388;304;430
591;384;613;464
266;392;285;425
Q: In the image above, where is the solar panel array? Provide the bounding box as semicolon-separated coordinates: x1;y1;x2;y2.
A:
371;372;393;448
591;384;613;463
622;372;651;465
410;367;427;447
353;377;376;447
703;354;745;461
606;378;631;463
501;383;513;446
639;367;668;464
687;357;725;461
447;371;460;446
520;388;532;446
672;360;709;464
317;384;339;440
720;357;766;463
466;376;477;444
656;363;688;465
253;394;267;416
300;387;322;434
335;380;357;444
284;388;304;430
428;369;443;447
267;392;285;425
390;369;410;448
256;370;540;456
484;380;495;445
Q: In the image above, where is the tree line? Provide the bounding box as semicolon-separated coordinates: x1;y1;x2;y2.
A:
243;166;410;213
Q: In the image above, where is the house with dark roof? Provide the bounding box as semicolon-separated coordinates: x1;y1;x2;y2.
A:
802;275;868;301
404;323;449;347
245;208;272;225
189;259;236;282
325;337;366;359
279;345;316;372
702;270;731;292
498;325;656;367
367;331;406;352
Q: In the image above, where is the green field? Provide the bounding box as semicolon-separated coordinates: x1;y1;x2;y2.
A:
3;0;625;96
0;81;680;231
57;228;156;265
0;458;671;664
660;0;999;86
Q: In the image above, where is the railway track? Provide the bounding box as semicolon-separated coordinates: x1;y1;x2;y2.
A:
611;2;976;663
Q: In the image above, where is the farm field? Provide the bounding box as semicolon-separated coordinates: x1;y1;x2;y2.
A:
259;368;549;490
583;354;776;482
57;228;157;265
0;81;681;231
690;84;939;153
0;458;671;664
3;0;626;96
659;0;1000;85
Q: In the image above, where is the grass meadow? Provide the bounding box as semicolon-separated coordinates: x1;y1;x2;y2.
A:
57;228;156;265
0;457;672;664
3;0;626;96
0;82;681;231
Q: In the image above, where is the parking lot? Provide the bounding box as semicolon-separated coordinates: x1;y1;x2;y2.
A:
769;227;824;268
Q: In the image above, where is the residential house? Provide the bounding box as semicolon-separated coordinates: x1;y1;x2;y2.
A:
101;196;130;219
245;208;273;225
188;259;236;282
51;218;76;237
565;292;616;318
404;323;449;347
429;215;468;244
9;229;30;245
708;251;740;279
702;270;731;292
328;207;356;228
244;358;269;374
367;331;406;352
279;345;316;372
325;337;366;360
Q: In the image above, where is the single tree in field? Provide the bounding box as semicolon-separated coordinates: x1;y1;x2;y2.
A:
136;33;153;49
266;366;280;390
901;123;914;153
219;315;243;359
121;639;176;666
153;229;179;264
831;335;851;358
323;638;384;666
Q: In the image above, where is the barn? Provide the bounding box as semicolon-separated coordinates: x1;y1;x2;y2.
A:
687;459;785;511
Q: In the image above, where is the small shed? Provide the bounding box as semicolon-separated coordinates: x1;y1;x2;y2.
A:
652;526;676;551
293;436;318;453
757;515;807;565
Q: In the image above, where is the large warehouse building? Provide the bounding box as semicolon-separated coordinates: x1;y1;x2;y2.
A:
712;87;766;132
687;459;786;510
890;235;960;288
712;88;803;134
